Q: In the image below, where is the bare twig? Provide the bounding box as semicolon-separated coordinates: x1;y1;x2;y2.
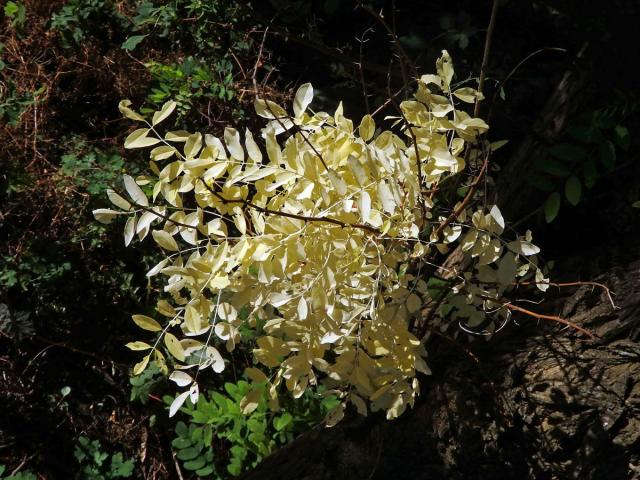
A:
355;27;375;114
474;0;500;117
488;47;567;121
370;84;410;118
359;3;417;90
516;280;618;310
252;25;270;92
171;449;185;480
500;302;597;339
432;149;490;239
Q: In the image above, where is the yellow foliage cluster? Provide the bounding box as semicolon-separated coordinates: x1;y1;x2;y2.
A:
95;52;547;423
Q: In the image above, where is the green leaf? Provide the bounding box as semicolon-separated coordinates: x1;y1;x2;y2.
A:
184;457;207;471
598;140;616;170
121;35;147;51
526;174;555;192
175;421;189;437
564;176;582;206
535;157;571;177
544;192;561;223
547;143;587;163
171;436;192;449
321;395;341;412
613;125;630;150
274;413;293;431
4;1;19;17
110;452;135;477
176;446;201;461
195;465;215;476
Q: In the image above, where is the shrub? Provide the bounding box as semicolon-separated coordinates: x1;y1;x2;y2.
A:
167;380;338;477
96;51;550;424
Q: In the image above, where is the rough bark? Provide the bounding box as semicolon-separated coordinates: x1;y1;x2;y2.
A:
241;251;640;480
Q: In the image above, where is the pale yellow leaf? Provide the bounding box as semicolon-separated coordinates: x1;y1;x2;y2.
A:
358;114;375;141
133;355;150;375
126;341;152;351
106;189;132;210
240;388;263;414
152;230;179;251
293;83;313;118
164;332;185;361
152;100;177;126
132;314;162;332
92;209;120;224
125;128;160;149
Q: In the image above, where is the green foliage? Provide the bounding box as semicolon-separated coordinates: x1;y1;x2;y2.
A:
0;304;34;340
528;110;631;222
74;436;135;480
129;362;163;405
127;0;254;119
0;253;72;292
130;0;252;55
144;57;236;117
59;145;125;196
0;83;44;126
1;143;128;294
3;1;26;28
167;380;338;478
0;464;37;480
50;0;127;48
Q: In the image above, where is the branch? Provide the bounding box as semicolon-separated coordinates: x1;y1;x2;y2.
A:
432;148;490;239
359;3;418;86
110;187;200;231
515;280;618;310
474;0;500;117
501;302;597;339
198;178;380;234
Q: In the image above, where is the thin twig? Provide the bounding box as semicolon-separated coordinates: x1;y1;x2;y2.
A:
109;189;200;231
516;280;618;309
499;301;596;339
252;25;270;92
356;27;375;114
474;0;500;117
198;178;380;234
370;84;409;118
432;149;490;239
359;3;418;85
487;47;567;121
171;449;185;480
